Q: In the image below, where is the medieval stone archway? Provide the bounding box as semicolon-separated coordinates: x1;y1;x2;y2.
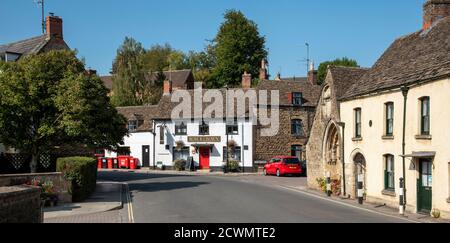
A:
348;150;367;199
322;121;342;182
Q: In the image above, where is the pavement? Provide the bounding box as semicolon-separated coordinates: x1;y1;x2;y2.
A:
44;182;127;223
44;170;450;223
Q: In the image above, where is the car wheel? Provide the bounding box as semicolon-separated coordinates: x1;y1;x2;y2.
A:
276;169;281;177
263;169;268;176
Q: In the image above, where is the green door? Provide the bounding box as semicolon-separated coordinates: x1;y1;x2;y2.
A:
417;159;432;213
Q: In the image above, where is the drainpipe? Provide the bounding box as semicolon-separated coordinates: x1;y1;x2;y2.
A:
337;122;346;196
401;86;410;210
153;122;156;170
242;122;245;173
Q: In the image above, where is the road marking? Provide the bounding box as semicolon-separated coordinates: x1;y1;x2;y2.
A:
278;186;419;223
124;183;135;223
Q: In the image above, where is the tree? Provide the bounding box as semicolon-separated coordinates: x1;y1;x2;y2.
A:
0;50;128;173
210;10;267;88
317;57;359;84
111;37;147;106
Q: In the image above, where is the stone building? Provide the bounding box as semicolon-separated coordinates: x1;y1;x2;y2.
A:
255;63;322;164
306;66;368;192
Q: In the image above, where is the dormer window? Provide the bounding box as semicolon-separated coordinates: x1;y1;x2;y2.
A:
175;122;188;136
128;120;138;132
292;92;303;106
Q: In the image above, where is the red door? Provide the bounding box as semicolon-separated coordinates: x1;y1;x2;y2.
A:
200;147;210;169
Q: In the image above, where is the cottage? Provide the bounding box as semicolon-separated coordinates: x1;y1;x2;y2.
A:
307;0;450;218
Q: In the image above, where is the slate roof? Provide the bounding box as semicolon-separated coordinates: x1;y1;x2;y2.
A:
257;78;322;107
327;66;369;99
0;35;50;56
116;105;159;132
341;16;450;100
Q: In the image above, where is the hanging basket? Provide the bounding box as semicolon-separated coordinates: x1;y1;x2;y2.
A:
227;139;237;148
175;140;185;151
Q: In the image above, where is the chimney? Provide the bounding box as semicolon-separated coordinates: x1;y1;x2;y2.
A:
307;61;318;85
86;69;97;76
259;59;268;80
163;79;172;95
423;0;450;30
275;73;282;81
242;71;252;90
46;14;63;39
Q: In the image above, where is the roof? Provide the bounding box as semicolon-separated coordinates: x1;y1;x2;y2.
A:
100;76;113;90
0;35;49;56
116;105;159;132
101;69;194;91
327;66;369;99
341;16;450;100
257;78;322;107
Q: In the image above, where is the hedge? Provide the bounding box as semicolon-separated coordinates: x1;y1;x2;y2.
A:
56;157;97;202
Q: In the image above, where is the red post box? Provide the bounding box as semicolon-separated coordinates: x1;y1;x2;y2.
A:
129;158;137;170
107;158;113;169
118;156;130;169
97;157;103;169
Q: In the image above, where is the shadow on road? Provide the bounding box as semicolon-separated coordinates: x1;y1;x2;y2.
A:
98;171;191;183
130;181;209;194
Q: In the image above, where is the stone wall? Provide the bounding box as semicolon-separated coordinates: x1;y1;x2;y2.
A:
0;173;72;203
255;107;316;162
0;186;42;223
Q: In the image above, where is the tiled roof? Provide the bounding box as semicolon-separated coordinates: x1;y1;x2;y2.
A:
327;66;369;99
341;16;450;100
116;105;159;132
0;35;49;56
257;78;322;107
100;76;113;90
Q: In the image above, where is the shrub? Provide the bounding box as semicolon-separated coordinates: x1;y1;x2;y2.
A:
224;159;241;172
57;157;97;202
173;159;187;171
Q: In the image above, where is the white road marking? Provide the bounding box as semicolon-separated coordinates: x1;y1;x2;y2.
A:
279;186;419;223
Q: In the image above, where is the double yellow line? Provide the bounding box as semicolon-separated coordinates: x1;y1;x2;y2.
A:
124;183;135;223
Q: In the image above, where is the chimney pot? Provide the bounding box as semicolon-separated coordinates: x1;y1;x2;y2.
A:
259;59;269;80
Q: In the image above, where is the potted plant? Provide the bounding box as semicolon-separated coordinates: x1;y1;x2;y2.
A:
173;159;187;171
227;139;237;148
175;140;185;151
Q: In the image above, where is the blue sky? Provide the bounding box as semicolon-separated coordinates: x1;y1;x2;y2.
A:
1;0;425;77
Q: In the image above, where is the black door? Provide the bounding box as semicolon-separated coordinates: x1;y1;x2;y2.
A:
142;146;150;168
417;159;432;213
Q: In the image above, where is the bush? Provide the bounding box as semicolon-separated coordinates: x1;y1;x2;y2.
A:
56;157;97;202
224;159;241;172
173;159;187;171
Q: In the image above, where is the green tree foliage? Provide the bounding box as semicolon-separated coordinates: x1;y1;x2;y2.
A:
317;57;359;84
111;37;147;106
0;50;128;173
210;10;267;88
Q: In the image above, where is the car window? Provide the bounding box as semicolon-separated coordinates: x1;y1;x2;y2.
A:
284;158;301;164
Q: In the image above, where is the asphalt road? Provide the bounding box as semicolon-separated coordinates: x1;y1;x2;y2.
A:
99;171;412;223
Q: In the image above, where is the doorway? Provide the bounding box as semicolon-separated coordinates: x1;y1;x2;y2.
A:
142;145;150;168
199;147;210;169
417;159;432;213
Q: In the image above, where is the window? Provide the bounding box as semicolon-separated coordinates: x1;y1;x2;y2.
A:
385;102;394;136
384;155;395;190
223;146;241;162
291;119;304;136
128;120;138;132
354;108;362;138
173;147;189;161
292;92;303;106
199;121;209;135
420;97;430;135
291;145;303;161
226;123;239;135
175;122;187;135
159;126;165;145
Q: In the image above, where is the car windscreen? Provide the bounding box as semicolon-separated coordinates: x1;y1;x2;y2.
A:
284;158;301;164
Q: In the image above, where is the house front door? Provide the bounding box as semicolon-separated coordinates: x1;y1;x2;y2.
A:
142;145;150;167
417;159;432;213
199;147;210;169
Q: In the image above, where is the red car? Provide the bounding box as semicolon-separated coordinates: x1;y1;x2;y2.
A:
263;156;305;177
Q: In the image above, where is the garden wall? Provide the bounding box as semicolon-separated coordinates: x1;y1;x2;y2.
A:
0;186;41;223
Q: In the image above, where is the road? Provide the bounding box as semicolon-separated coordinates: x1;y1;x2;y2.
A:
99;171;412;223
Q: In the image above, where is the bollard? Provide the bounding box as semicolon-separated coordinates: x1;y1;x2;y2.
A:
357;174;364;204
399;178;405;215
326;172;332;197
